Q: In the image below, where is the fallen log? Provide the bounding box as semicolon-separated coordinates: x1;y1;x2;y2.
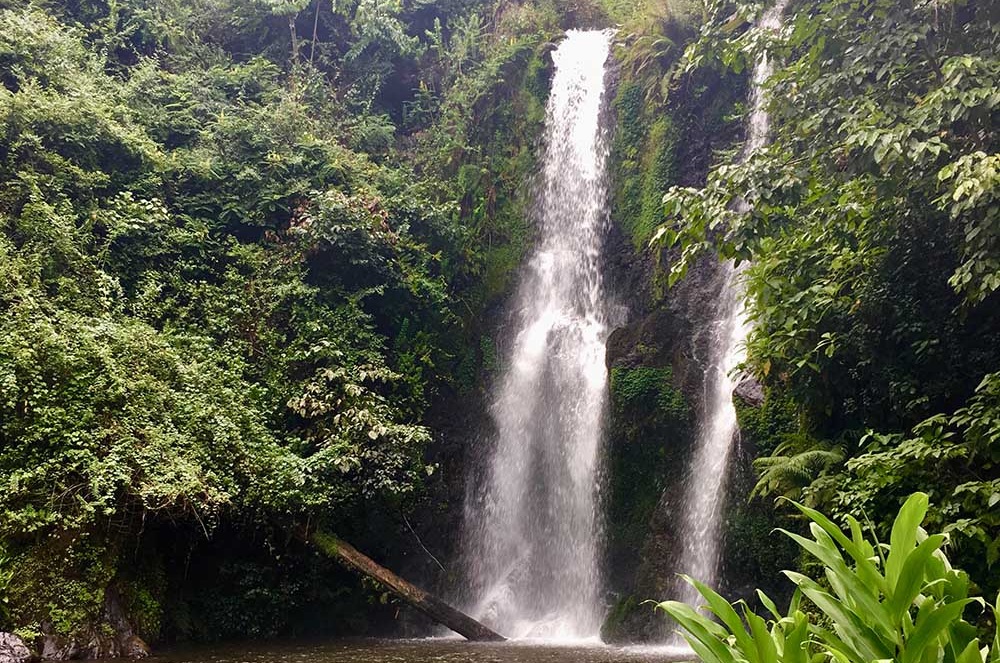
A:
312;530;506;642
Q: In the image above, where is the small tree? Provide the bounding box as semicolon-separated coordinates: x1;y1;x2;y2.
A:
265;0;312;65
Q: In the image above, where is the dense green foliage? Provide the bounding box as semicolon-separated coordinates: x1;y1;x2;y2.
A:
3;0;999;649
661;493;1000;663
0;0;575;643
659;0;1000;602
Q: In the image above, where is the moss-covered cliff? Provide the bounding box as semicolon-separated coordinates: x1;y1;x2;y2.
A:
599;4;800;640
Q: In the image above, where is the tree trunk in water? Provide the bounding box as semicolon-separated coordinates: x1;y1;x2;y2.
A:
312;531;506;642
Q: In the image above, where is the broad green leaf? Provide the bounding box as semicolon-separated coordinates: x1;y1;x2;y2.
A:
782;611;812;663
747;607;779;663
781;527;895;638
887;493;930;589
758;589;782;621
888;534;947;622
901;599;977;663
683;575;758;660
657;600;737;663
785;571;892;660
785;499;888;594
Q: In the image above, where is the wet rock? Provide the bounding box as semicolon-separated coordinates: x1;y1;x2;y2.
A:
37;586;153;660
40;634;78;662
122;636;150;659
84;632;122;660
0;632;33;663
734;375;764;407
40;629;146;660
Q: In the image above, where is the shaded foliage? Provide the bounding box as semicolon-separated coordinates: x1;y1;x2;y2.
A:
657;0;1000;601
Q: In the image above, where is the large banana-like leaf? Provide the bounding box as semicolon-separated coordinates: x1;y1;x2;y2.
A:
780;527;895;641
887;493;930;590
781;611;811;663
901;599;977;663
682;575;758;660
785;498;887;594
657;599;738;663
660;493;997;663
888;534;946;622
784;571;892;660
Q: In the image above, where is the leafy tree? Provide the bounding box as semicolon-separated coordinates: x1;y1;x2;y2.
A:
656;0;1000;598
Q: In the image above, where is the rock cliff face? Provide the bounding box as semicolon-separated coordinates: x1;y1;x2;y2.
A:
596;39;807;639
598;50;792;641
602;238;732;641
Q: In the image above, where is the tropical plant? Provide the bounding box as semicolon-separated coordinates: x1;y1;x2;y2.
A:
659;493;1000;663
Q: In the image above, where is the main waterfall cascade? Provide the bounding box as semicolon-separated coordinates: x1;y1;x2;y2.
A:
462;29;616;640
672;0;789;609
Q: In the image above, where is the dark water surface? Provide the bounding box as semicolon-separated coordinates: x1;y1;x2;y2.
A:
151;639;694;663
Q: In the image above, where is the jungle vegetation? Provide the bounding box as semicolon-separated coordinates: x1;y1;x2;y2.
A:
659;0;1000;636
0;0;997;652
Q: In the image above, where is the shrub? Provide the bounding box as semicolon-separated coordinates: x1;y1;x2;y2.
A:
659;493;1000;663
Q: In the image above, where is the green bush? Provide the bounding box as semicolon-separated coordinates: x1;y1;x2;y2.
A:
660;493;1000;663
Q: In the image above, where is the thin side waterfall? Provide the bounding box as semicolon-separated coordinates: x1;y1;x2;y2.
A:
462;29;615;640
672;0;789;608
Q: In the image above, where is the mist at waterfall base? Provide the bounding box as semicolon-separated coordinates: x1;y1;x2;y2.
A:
149;640;692;663
461;29;615;642
670;0;789;612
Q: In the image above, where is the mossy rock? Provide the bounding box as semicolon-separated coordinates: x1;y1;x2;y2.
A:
604;366;692;593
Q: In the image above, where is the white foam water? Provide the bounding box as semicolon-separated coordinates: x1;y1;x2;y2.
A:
462;29;615;640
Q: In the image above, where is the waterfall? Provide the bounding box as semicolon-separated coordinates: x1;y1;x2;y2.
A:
672;0;789;608
462;29;615;641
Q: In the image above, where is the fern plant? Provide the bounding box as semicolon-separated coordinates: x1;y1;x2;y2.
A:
751;437;845;501
659;493;1000;663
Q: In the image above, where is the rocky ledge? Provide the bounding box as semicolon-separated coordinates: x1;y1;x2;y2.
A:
0;633;32;663
0;629;149;663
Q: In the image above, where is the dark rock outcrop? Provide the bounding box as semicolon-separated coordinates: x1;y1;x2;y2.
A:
734;375;764;407
122;636;151;659
600;41;760;642
601;249;731;643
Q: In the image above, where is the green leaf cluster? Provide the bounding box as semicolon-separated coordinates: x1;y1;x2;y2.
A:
660;493;1000;663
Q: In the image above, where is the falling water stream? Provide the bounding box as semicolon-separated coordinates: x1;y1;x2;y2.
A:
672;0;790;609
461;3;787;645
463;29;615;641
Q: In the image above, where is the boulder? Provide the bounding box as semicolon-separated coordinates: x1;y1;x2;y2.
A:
734;374;764;407
0;633;33;663
39;635;78;662
36;586;153;660
122;636;150;659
